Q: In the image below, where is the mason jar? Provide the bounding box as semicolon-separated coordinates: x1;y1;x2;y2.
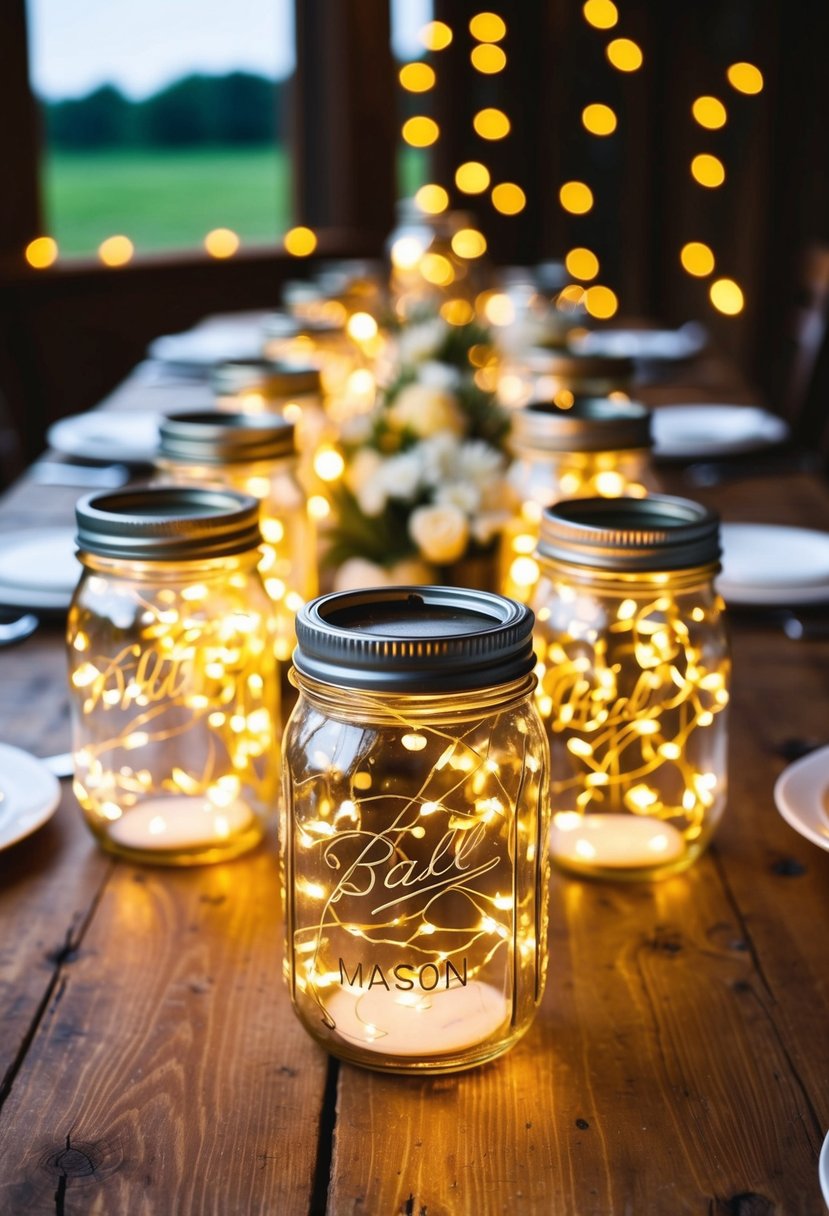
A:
501;397;657;603
532;495;729;881
155;409;316;663
527;350;634;405
262;312;362;401
282;586;550;1074
67;486;279;865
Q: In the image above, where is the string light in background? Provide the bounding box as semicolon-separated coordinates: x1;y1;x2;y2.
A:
606;38;644;72
584;285;618;319
471;43;507;74
414;184;449;214
204;228;239;259
680;242;715;277
284;226;317;257
727;62;764;94
491;183;526;215
402;116;440;147
582;103;617;136
455;161;491;194
98;235;134;267
399;62;436;93
419;21;453;52
474;108;511;140
582;0;619;30
559;181;594;215
709;277;744;315
690;152;725;188
469;12;507;42
451;228;488;259
692;96;727;130
25;236;58;269
565;248;600;281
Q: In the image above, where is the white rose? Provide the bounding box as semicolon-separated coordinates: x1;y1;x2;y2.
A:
396;318;448;365
376;450;424;501
345;449;387;517
435;481;481;515
455;439;505;487
419;433;462;485
417;361;461;392
409;503;469;564
388;382;465;438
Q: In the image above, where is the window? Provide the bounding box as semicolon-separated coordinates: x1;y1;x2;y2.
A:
26;0;295;259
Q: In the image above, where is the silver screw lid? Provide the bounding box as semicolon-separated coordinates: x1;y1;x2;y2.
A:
528;348;634;379
210;358;321;397
538;494;720;572
294;586;536;692
159;410;297;465
263;310;345;339
75;486;262;562
512;397;652;453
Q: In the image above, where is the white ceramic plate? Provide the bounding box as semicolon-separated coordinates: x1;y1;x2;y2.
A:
774;745;829;853
0;528;80;610
0;743;61;851
717;524;829;606
652;404;789;459
47;411;161;466
148;321;263;370
819;1129;829;1207
574;323;707;363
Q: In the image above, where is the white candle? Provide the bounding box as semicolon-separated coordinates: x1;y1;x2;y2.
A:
323;981;510;1056
107;795;253;850
551;811;685;869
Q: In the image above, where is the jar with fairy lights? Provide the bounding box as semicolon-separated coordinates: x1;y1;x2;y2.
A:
262;313;364;404
211;359;331;491
501;397;657;602
282;586;550;1074
532;495;729;881
155;410;316;664
67;487;279;865
522;349;635;408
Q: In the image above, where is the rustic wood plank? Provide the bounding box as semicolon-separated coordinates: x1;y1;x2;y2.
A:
0;841;329;1215
0;630;112;1093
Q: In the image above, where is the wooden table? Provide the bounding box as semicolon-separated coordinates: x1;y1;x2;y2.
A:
0;344;828;1215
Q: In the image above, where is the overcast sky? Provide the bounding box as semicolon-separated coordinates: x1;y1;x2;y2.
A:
27;0;432;100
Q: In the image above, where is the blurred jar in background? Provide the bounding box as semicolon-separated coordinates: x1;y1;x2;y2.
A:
500;397;656;602
156;410;316;663
532;495;729;882
498;349;634;413
67;487;278;866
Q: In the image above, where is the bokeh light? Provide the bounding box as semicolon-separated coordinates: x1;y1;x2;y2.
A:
606;38;643;72
420;21;453;51
692;96;727;129
727;62;764;94
584;285;618;319
98;235;134;267
583;0;618;29
565;248;600;281
471;44;507;73
451;228;487;259
455;161;491;193
709;278;744;314
415;184;449;215
441;299;475;325
559;181;594;214
204;228;240;259
469;12;507;42
25;236;58;269
680;242;715;277
491;183;526;214
284;226;318;256
402;116;440;147
347;312;378;342
582;103;617;135
691;154;725;188
399;63;436;92
421;253;455;286
473;108;511;140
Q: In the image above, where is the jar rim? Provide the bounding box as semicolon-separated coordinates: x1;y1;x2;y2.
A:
293;585;536;692
159;409;297;464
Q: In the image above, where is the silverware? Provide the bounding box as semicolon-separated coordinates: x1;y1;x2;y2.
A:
30;461;131;489
0;612;39;646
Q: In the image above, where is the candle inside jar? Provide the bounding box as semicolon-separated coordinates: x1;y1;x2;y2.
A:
550;811;685;869
323;980;510;1056
107;795;253;850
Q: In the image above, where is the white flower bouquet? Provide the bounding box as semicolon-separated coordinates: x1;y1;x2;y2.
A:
324;315;514;590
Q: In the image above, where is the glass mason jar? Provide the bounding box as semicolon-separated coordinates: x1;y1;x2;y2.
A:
501;397;657;603
282;586;550;1074
262;312;362;401
525;350;635;407
155;410;316;663
66;486;279;866
532;495;729;881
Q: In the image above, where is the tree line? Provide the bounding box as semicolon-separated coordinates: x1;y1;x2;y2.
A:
43;72;289;149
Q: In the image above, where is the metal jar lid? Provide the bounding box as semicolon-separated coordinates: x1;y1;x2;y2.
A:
512;397;652;454
538;494;720;572
293;586;536;693
263;311;344;340
75;486;262;561
211;358;321;398
159;410;297;465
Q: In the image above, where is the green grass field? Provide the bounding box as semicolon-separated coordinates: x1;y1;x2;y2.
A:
43;146;293;256
43;146;428;258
